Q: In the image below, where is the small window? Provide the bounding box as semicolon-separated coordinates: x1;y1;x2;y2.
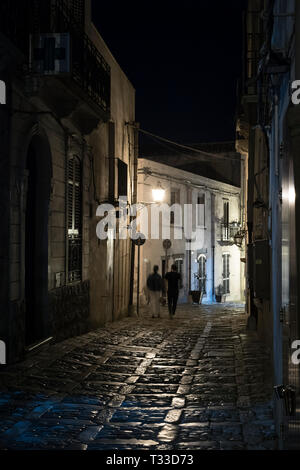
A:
223;200;229;225
67;156;82;283
222;253;230;294
222;200;230;240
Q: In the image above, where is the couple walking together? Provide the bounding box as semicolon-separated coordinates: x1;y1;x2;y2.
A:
147;264;181;319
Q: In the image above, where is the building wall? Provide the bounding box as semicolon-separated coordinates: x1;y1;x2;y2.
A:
213;192;241;302
0;0;136;362
236;0;300;447
87;22;136;328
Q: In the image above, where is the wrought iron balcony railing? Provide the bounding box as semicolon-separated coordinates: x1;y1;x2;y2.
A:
0;0;110;117
220;223;240;242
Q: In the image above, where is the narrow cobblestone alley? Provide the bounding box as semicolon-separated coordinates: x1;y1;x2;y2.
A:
0;304;276;450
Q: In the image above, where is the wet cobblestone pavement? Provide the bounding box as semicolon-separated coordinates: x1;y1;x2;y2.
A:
0;304;277;450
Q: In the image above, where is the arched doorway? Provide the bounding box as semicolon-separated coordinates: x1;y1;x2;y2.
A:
24;134;52;346
198;254;207;294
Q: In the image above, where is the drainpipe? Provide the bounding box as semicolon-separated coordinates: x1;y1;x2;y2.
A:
211;192;215;301
188;248;191;292
108;121;115;204
212;246;215;301
274;91;279;178
64;132;70;286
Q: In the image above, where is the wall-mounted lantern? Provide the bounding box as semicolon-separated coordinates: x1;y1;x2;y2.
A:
233;228;246;247
152;181;165;202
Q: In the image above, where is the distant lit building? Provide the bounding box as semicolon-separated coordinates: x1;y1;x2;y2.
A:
136;159;243;304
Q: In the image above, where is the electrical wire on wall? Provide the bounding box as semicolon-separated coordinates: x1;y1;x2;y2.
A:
126;123;241;162
138;167;240;197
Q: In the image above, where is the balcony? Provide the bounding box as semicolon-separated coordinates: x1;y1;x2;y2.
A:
0;0;111;133
218;222;240;245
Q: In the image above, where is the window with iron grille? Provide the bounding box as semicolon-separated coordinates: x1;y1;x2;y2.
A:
67;155;82;283
222;253;230;294
198;255;206;294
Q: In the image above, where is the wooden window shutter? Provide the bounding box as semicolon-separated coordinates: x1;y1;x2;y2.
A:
197;193;205;226
223;200;229;226
222;253;230;294
118;159;128;199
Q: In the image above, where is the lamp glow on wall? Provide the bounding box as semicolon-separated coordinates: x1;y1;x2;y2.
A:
289;184;296;204
152;181;165;202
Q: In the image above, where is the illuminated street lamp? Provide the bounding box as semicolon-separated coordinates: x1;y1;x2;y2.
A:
152;182;165;202
233;228;246;248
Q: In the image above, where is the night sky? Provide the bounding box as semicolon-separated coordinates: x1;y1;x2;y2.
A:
92;1;247;145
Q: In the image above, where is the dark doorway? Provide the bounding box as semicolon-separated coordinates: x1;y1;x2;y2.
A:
24;137;51;346
198;255;206;294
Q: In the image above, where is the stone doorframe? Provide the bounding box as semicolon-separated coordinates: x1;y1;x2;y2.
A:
18;123;53;347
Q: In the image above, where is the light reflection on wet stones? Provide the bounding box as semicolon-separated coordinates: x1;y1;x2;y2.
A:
105;357;143;366
122;395;174;408
137;374;182;384
132;384;178;394
86;372;129;383
94;424;159;441
146;366;185;375
0;304;276;450
96;365;137;374
110;409;166;423
152;359;187;366
178;423;210;441
181;409;210;423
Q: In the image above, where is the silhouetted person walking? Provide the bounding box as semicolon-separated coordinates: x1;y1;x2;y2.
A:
147;265;163;318
165;264;181;319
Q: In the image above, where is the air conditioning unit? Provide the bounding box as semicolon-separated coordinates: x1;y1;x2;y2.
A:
29;33;70;75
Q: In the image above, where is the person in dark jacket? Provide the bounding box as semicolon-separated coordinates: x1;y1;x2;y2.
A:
165;264;181;318
147;265;163;318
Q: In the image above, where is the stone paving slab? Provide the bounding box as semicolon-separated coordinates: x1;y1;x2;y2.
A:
0;303;277;450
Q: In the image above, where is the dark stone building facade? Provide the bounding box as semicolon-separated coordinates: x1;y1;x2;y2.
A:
0;0;137;363
236;0;300;449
